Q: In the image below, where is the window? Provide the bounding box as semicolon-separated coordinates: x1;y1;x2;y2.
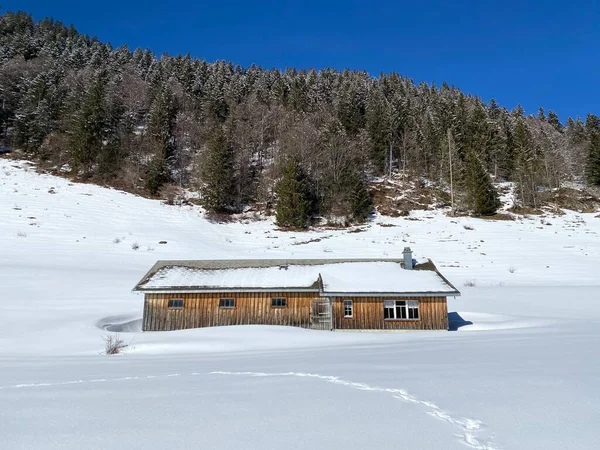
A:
168;299;184;309
383;300;419;320
407;300;419;319
219;298;235;308
383;300;396;319
271;298;287;308
343;300;353;317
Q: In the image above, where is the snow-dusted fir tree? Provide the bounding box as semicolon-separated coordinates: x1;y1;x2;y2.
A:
144;85;177;194
547;110;562;132
585;114;600;186
349;170;373;221
464;149;501;215
200;127;235;213
275;157;312;228
68;71;107;174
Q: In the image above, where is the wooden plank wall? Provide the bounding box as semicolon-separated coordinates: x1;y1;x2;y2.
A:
143;293;448;331
331;296;448;330
143;292;316;331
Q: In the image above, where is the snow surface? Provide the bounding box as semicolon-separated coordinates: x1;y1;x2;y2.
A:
141;261;455;294
1;159;600;449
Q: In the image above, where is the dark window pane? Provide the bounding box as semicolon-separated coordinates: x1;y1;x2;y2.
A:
220;298;235;308
413;309;419;319
168;299;184;308
272;298;286;307
402;305;408;319
384;308;391;319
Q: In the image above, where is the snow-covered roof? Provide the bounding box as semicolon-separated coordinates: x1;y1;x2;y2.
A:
133;259;460;297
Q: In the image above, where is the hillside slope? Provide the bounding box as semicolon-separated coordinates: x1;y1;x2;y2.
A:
3;11;600;224
1;158;600;449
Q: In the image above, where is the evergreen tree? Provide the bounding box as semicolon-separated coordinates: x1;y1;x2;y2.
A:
585;114;600;185
13;69;64;152
586;132;600;186
513;119;540;207
275;157;312;228
147;85;177;159
365;84;390;171
144;157;170;195
144;85;177;194
96;90;126;179
68;72;107;174
200;127;235;213
488;98;501;120
547;110;562;132
537;107;546;121
337;76;366;136
513;104;525;119
464;148;501;215
585;113;600;135
349;171;373;221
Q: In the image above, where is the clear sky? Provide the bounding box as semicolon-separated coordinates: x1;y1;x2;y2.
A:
5;1;599;121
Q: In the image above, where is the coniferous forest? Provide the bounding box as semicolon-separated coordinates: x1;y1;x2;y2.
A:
2;12;600;225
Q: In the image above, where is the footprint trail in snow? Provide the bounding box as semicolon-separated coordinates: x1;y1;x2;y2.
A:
209;371;499;450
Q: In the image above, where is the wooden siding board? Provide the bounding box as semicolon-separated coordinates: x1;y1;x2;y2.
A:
329;296;448;331
142;293;448;331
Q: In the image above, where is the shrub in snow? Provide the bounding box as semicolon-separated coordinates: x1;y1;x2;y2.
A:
463;225;475;231
508;266;516;273
131;242;140;250
103;334;127;355
160;184;184;206
113;237;122;244
464;280;476;287
16;231;27;238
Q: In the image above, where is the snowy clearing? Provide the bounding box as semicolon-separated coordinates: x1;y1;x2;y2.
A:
1;159;599;449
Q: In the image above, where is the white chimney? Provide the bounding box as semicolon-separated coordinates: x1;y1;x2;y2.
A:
403;247;413;270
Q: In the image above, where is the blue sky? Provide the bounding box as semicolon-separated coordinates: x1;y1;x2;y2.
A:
6;1;599;120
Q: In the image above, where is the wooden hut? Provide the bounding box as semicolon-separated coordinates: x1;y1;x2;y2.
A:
132;248;460;332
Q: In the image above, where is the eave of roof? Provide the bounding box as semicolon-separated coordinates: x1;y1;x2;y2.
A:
137;289;460;297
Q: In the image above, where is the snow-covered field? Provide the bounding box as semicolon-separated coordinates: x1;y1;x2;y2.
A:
1;159;599;449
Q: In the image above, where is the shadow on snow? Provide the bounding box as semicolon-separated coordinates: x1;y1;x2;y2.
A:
448;312;473;331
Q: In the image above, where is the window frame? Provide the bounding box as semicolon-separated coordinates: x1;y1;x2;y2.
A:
407;300;419;320
271;297;287;308
383;300;420;321
219;298;235;308
343;299;353;318
168;299;184;309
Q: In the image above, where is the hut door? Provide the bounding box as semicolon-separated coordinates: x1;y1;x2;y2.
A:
311;299;332;330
